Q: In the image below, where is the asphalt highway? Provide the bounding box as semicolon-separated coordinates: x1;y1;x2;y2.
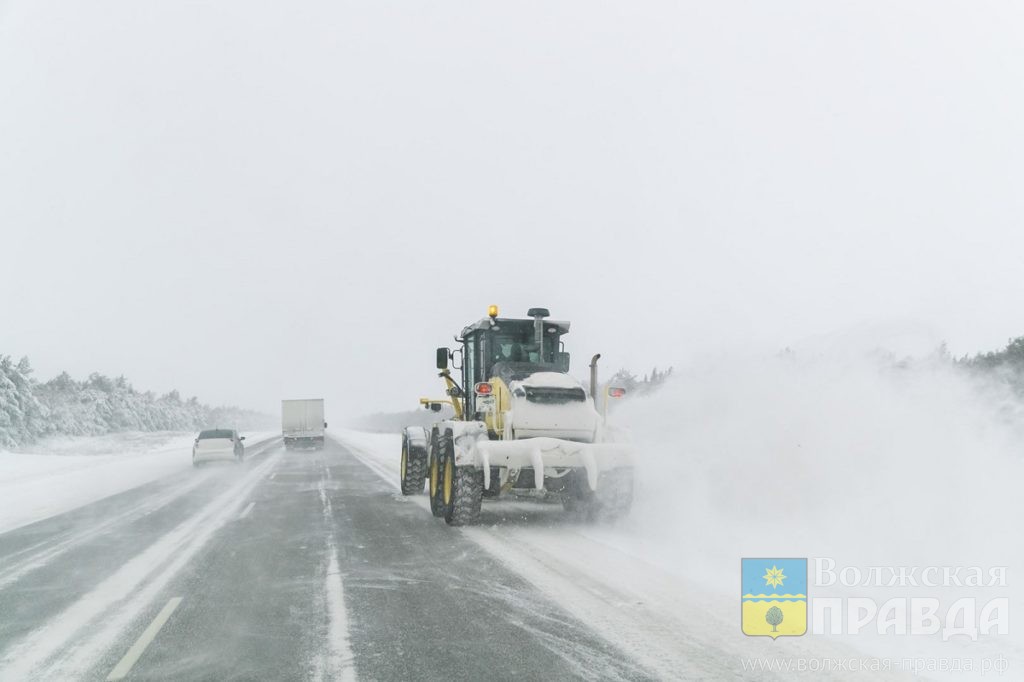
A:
0;437;649;681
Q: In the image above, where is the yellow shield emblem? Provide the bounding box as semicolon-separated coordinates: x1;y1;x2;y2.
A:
742;558;807;638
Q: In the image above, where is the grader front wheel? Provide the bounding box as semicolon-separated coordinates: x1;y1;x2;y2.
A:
439;428;482;526
399;429;427;495
444;464;483;526
428;429;447;517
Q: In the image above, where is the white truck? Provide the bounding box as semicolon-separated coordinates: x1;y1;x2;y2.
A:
282;399;327;450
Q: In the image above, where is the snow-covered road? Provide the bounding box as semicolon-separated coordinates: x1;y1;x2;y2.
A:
0;434;652;680
335;429;911;681
0;430;1008;680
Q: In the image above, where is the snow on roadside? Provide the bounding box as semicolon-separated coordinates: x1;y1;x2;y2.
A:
0;430;276;534
13;431;194;458
614;352;1024;677
329;429;400;465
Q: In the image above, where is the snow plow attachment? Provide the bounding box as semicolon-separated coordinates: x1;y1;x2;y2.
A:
464;432;631;496
469;433;635;522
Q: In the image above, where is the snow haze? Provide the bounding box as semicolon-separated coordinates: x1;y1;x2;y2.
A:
2;1;1024;417
616;352;1024;666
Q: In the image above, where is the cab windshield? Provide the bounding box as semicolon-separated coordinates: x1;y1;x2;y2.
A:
469;322;564;384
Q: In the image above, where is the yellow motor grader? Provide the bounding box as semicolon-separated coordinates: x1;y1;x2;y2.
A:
399;306;633;526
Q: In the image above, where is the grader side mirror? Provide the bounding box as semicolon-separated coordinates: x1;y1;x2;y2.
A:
436;347;450;370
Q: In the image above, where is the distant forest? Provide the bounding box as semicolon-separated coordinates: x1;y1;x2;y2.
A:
958;337;1024;393
8;336;1024;446
0;355;272;449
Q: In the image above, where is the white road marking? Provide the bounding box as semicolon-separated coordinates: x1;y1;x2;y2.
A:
105;597;183;681
322;543;356;682
239;502;255;518
316;471;357;682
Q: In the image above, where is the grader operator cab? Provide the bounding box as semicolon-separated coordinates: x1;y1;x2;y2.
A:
400;306;634;526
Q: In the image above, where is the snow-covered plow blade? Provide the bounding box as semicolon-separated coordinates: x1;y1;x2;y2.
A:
422;421;635;524
467;436;632;494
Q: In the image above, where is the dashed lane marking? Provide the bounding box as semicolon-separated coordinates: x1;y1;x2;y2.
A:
105;597;182;681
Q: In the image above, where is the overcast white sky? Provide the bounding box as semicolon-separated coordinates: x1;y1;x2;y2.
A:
2;1;1023;417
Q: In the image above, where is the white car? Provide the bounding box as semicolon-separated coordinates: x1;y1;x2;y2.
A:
192;429;246;466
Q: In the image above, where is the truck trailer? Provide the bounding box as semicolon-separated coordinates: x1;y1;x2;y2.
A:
282;399;327;450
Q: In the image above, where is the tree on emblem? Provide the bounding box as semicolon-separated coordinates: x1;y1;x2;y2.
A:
766;606;784;632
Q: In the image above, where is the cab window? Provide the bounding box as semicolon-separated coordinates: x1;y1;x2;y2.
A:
464;335;478;386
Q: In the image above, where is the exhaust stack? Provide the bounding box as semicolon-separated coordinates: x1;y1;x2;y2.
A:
528;307;550;359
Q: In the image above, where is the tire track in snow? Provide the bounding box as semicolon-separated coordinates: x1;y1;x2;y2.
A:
0;474;211;591
0;436;281;591
462;527;730;680
0;449;282;680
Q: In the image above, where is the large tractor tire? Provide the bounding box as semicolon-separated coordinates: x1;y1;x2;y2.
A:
564;468;634;522
438;429;483;526
428;428;447;518
400;428;428;495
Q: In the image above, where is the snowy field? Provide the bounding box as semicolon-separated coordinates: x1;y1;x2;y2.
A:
0;430;277;534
